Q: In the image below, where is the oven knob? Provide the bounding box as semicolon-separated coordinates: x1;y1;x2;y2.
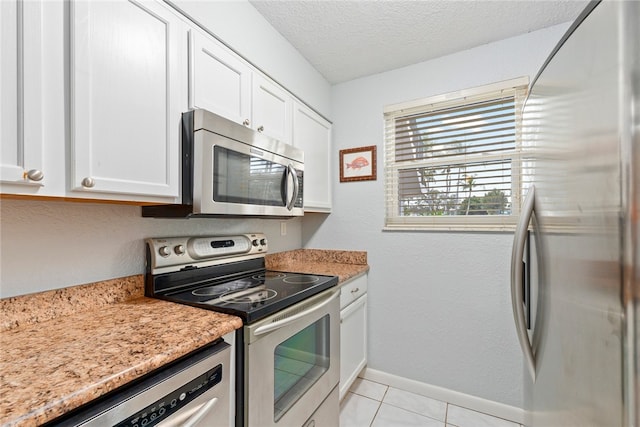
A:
252;239;259;247
260;238;267;246
174;244;185;255
158;246;171;257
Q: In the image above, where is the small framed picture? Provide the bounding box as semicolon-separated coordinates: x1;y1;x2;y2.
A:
339;146;377;182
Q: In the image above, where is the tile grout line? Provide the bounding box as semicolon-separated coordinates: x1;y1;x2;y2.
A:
368;400;383;427
445;402;449;426
368;385;389;427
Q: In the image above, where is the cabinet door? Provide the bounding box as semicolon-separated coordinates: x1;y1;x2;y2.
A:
340;294;367;401
70;0;185;200
0;0;45;191
189;29;252;126
252;75;292;144
292;102;332;212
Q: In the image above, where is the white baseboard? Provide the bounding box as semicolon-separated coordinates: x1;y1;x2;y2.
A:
359;367;525;425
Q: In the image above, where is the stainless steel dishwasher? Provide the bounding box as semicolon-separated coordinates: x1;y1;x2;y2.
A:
47;340;231;427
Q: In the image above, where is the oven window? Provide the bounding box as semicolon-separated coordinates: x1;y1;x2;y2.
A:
273;315;330;421
213;146;287;206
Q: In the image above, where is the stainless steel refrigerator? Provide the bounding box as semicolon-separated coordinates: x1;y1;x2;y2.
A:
511;1;639;426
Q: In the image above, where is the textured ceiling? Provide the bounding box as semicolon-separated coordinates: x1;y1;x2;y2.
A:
249;0;588;84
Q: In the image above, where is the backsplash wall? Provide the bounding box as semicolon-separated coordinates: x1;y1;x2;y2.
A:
0;199;302;298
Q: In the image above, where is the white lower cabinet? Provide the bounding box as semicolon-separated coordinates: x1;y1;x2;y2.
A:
339;274;368;400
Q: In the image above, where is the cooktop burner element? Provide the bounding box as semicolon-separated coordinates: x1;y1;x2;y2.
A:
145;234;339;324
283;274;321;285
252;272;286;280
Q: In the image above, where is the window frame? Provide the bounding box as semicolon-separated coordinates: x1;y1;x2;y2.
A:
383;77;529;232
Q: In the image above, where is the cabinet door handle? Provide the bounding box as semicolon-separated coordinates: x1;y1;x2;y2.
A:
81;177;95;188
24;169;44;181
257;125;264;132
243;119;250;126
351;287;360;293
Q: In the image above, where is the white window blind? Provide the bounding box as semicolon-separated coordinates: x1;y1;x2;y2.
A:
384;78;529;231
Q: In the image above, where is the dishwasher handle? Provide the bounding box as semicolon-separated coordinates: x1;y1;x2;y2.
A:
163;397;219;427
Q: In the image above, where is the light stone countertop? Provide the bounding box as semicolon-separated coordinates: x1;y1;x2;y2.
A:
0;248;367;427
266;249;369;283
0;276;242;427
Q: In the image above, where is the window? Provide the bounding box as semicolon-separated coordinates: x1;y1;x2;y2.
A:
384;77;528;231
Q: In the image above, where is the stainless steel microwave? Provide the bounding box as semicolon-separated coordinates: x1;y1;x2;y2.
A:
142;109;303;218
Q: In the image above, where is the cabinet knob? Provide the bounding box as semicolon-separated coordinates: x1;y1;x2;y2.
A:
243;119;250;126
24;169;44;181
257;125;264;132
81;177;95;188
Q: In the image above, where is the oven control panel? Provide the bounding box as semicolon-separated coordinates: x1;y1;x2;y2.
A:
147;233;267;272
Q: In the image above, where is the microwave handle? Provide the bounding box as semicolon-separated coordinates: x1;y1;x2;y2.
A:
285;164;300;211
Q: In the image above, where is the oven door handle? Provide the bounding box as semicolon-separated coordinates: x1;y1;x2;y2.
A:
253;290;339;336
163;397;219;427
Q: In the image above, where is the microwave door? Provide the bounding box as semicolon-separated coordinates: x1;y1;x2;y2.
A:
193;132;303;216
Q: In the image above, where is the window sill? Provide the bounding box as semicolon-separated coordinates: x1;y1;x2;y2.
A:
383;217;518;232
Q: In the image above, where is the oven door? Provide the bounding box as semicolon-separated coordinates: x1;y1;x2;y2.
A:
244;288;340;427
193;130;304;217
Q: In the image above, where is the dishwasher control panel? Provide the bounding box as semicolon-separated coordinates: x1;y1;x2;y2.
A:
47;341;230;427
115;364;223;427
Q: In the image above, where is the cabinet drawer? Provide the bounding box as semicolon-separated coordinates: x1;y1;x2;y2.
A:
340;274;367;310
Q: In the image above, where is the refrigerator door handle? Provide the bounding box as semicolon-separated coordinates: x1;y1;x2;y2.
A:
511;185;536;380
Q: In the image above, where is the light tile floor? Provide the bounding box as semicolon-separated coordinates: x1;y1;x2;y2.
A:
340;378;522;427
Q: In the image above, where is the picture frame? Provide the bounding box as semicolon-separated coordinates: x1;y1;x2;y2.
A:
339;145;377;182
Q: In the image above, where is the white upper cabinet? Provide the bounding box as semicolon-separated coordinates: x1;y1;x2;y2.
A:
69;0;186;201
0;0;45;192
1;0;333;207
293;101;332;212
252;75;292;144
189;28;252;126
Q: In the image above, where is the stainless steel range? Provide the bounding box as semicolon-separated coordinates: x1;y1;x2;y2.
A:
145;233;340;427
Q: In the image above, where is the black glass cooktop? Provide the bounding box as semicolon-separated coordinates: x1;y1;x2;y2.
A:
153;269;338;324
